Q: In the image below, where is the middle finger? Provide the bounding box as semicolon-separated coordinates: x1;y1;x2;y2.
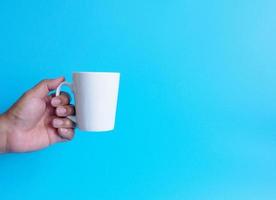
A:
56;105;75;117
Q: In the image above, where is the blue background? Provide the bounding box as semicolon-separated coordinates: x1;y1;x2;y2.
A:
0;0;276;199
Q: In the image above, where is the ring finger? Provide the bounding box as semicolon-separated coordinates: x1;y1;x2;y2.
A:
52;118;75;129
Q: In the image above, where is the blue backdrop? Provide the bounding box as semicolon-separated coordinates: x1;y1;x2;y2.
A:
0;0;276;199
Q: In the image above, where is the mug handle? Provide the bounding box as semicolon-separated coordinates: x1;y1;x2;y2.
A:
55;81;77;123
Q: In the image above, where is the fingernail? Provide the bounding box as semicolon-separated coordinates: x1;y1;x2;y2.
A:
53;119;63;126
52;98;61;106
57;107;66;115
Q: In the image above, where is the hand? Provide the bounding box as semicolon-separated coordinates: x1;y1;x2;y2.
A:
0;77;76;153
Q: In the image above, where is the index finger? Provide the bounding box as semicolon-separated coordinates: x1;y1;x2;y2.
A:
51;92;71;107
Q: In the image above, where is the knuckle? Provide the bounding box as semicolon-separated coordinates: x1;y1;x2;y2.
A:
22;91;31;98
58;128;66;136
40;79;48;85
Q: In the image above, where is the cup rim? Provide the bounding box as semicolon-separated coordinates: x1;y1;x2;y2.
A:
73;71;120;75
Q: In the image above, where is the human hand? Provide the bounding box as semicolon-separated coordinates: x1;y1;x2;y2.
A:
0;77;75;153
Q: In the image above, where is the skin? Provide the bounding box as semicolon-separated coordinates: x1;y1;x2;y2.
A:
0;77;75;153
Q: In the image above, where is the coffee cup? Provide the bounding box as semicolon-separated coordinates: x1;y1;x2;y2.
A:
55;72;120;132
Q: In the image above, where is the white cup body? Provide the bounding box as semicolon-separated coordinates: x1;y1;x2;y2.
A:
72;72;120;131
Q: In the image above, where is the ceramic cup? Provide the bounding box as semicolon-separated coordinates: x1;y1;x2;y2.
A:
55;72;120;131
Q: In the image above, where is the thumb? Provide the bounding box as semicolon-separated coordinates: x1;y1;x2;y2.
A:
29;77;65;98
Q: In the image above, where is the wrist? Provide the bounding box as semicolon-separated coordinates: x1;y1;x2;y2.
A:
0;114;9;153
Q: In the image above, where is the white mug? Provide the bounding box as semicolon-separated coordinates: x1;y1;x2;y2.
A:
55;72;120;132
